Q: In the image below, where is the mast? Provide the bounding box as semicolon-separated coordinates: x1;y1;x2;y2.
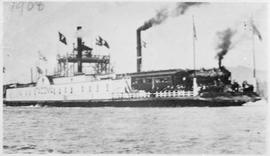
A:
73;43;75;75
192;15;196;74
251;16;257;92
136;29;142;72
251;18;256;78
77;26;83;73
192;15;198;96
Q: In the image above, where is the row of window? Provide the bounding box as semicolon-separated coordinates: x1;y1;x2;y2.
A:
8;83;110;98
132;77;171;84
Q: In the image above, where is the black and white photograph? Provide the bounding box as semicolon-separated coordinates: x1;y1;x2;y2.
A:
2;0;269;154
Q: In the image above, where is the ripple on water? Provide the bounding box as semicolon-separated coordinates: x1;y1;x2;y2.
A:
3;103;267;154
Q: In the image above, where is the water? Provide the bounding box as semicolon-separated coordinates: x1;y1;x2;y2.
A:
3;101;267;154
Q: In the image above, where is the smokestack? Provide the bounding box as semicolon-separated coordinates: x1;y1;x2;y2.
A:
218;58;222;68
77;26;82;73
137;29;142;72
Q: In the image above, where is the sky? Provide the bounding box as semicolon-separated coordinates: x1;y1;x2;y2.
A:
3;1;268;84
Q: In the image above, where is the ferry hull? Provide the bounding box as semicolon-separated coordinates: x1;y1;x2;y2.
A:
3;97;247;107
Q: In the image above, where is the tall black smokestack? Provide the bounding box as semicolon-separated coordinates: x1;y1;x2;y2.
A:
218;58;222;69
137;29;142;72
136;8;168;72
77;26;82;73
216;28;236;68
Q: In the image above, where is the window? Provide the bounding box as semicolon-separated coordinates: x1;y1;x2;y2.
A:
146;79;152;83
64;87;67;93
142;79;146;83
163;77;170;83
59;88;61;95
137;79;143;84
70;87;73;94
81;86;84;92
89;86;91;92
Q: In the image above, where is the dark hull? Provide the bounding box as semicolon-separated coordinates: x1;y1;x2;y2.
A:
3;97;248;107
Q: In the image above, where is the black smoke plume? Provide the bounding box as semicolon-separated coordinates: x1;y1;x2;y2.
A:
138;8;169;31
173;2;206;16
216;28;236;68
138;2;208;31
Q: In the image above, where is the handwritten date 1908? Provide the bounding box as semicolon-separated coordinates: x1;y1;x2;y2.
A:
10;2;45;14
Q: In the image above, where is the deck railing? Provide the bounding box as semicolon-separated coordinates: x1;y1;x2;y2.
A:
112;90;195;99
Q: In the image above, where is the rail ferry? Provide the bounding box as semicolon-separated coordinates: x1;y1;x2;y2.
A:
3;27;260;107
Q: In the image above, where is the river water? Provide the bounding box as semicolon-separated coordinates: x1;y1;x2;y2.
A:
3;100;267;154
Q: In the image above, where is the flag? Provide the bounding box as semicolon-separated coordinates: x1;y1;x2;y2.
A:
251;22;262;41
36;66;43;74
58;32;67;45
142;41;147;48
82;45;93;51
96;36;103;46
104;41;110;49
96;36;110;49
192;16;197;40
38;51;47;61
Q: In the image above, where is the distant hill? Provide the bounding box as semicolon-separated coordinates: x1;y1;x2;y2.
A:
227;66;267;83
227;66;268;98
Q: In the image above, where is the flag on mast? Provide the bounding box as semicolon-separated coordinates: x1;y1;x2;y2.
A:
251;21;262;41
104;41;110;49
96;36;110;49
193;16;197;40
142;41;147;48
58;32;67;45
36;66;43;74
